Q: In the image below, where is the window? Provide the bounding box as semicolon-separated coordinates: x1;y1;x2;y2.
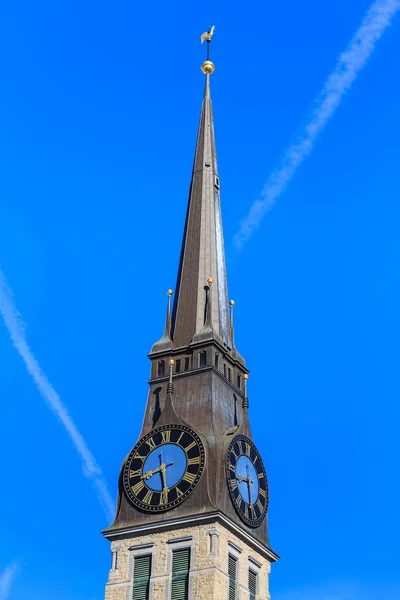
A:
228;368;232;382
171;548;190;600
237;374;241;390
228;554;237;600
215;354;219;369
233;395;238;427
224;364;227;378
199;351;207;368
248;568;257;600
175;359;181;374
184;357;190;371
157;360;165;377
133;555;151;600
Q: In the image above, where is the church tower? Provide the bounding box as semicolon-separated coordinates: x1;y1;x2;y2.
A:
102;28;279;600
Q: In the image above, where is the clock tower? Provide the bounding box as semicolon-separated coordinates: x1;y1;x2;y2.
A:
102;29;279;600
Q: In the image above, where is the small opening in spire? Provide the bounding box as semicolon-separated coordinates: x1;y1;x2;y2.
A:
200;351;207;368
175;359;181;373
157;360;165;377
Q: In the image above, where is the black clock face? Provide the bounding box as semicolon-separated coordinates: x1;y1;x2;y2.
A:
123;424;205;513
226;434;268;527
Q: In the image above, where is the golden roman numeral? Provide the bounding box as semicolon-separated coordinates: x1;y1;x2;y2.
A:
143;490;153;504
183;471;196;485
161;490;168;504
244;442;251;457
176;486;184;498
135;453;146;461
185;441;196;452
176;432;184;445
229;478;237;490
259;488;266;498
229;463;236;473
244;504;249;519
256;499;263;513
258;471;264;479
132;481;145;495
161;430;171;443
235;495;242;508
187;456;200;466
129;469;141;478
147;437;157;451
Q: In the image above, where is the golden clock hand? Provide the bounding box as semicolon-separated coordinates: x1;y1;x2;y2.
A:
141;465;162;480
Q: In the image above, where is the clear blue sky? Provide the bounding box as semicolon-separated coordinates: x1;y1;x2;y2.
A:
1;0;399;598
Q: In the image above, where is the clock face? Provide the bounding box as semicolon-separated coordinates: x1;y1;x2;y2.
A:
226;434;268;527
123;424;205;513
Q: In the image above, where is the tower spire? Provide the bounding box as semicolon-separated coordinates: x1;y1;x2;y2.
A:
171;28;230;348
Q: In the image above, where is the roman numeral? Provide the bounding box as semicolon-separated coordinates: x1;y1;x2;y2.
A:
244;504;249;520
147;437;157;451
132;481;145;495
129;469;141;478
143;490;153;504
185;441;196;452
259;488;266;499
235;495;242;508
183;472;196;485
244;442;251;457
229;463;236;473
256;499;264;513
135;453;146;461
161;490;168;504
161;430;171;443
176;432;184;445
258;472;264;479
176;486;184;498
229;478;238;490
187;456;200;466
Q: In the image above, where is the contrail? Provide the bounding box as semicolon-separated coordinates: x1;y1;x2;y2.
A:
234;0;400;248
0;562;20;600
0;268;115;522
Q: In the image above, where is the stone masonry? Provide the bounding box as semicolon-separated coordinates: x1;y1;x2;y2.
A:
104;522;271;600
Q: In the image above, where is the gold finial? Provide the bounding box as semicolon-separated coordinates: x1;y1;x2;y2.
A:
200;25;215;44
207;277;214;285
167;289;173;296
200;26;216;74
229;299;235;306
169;359;175;366
201;60;215;74
243;374;249;381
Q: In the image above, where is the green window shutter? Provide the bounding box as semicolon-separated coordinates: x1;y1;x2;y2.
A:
133;555;151;600
228;554;237;600
171;548;190;600
249;568;257;600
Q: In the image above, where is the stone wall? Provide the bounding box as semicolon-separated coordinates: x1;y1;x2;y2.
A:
104;522;271;600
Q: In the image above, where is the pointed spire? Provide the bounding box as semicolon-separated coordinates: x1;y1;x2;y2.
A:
150;290;173;353
171;54;230;348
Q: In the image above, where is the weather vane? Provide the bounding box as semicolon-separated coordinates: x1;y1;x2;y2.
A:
200;26;216;74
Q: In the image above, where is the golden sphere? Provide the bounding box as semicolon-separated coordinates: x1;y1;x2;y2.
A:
201;60;215;74
243;374;249;381
229;300;235;306
169;359;175;366
167;289;173;296
207;277;214;285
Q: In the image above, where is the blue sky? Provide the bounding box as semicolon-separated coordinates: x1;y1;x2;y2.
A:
1;0;400;598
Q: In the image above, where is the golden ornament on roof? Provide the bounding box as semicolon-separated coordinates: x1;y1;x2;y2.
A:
200;25;215;43
201;60;215;74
